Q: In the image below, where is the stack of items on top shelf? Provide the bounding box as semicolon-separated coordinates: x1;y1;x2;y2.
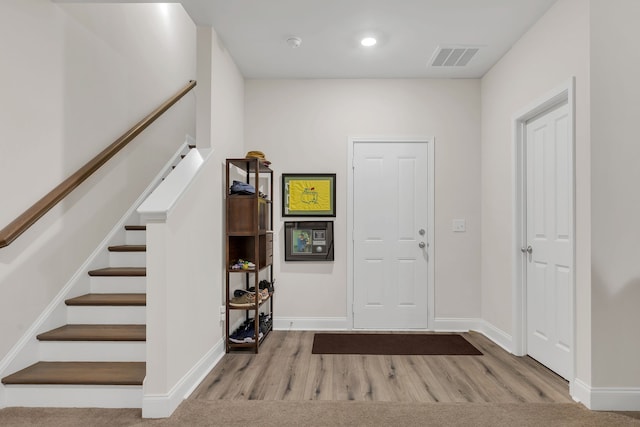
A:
229;313;273;344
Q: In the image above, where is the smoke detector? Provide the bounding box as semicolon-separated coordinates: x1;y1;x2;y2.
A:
286;37;302;48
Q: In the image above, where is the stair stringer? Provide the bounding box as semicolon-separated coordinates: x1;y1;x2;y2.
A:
0;138;193;409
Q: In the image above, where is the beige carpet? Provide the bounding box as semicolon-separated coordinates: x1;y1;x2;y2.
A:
0;401;639;427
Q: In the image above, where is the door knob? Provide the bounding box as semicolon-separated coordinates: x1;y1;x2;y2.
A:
419;229;426;236
419;242;426;249
520;245;532;254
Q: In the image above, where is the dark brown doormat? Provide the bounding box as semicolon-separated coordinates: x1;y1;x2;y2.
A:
312;333;482;355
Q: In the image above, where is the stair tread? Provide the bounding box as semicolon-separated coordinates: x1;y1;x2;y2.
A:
65;293;146;306
108;245;146;252
88;267;146;277
37;324;145;341
1;362;145;386
124;225;146;231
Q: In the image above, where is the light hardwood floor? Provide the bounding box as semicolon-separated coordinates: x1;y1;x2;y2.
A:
192;331;573;403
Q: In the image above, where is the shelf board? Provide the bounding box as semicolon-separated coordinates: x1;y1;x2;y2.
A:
227;158;273;173
227;327;273;350
228;264;272;273
226;194;271;202
227;231;269;237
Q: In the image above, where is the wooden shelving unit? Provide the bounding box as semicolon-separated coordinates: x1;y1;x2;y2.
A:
225;158;274;353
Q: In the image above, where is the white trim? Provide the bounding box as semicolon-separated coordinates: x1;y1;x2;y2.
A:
0;141;191;409
347;137;435;330
571;379;640;411
571;378;592;407
511;79;576;376
433;318;513;353
3;385;142;408
432;317;482;332
273;317;349;331
138;148;213;222
475;320;513;353
142;339;225;418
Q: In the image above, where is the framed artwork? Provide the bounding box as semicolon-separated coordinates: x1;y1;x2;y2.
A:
284;221;334;261
282;173;336;217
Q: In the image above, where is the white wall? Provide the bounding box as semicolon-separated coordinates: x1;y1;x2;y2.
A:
245;79;481;325
141;149;220;418
0;1;195;361
480;0;590;381
206;28;248;306
590;0;640;389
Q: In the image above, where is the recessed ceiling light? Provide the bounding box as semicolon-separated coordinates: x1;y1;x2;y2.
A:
360;37;377;47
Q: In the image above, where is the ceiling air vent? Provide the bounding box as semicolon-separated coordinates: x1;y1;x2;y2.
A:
430;46;479;67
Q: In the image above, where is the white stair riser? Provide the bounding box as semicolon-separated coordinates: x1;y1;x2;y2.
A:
67;307;145;325
4;384;142;408
39;341;146;362
125;230;146;245
108;251;146;267
90;276;146;293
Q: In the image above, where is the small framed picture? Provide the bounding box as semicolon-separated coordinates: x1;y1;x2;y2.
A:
284;221;334;261
282;173;336;217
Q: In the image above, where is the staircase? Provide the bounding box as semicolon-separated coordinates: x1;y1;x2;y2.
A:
1;224;148;408
0;142;196;409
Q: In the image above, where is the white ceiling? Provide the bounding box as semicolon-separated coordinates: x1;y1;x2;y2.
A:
61;0;558;79
182;0;557;79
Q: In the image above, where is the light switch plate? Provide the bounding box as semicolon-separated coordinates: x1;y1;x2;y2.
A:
452;219;466;232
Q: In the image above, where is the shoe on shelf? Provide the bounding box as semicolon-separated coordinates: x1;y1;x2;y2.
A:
239;322;263;343
229;291;261;308
248;286;270;300
259;313;272;335
229;324;251;343
258;279;275;294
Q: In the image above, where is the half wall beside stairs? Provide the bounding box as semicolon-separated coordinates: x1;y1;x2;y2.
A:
0;142;225;417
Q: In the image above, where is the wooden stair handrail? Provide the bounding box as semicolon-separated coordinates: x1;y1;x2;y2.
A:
0;80;197;248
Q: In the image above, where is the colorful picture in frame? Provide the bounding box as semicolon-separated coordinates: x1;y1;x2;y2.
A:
284;221;334;261
282;173;336;217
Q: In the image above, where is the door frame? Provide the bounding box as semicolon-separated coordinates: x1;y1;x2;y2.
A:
347;136;435;330
511;78;576;381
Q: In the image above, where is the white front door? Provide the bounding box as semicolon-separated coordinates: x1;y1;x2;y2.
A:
352;141;430;329
525;102;572;379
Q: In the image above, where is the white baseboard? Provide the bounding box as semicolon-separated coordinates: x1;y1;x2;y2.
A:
475;320;513;353
273;317;513;350
433;317;513;353
274;317;349;331
142;338;225;418
571;378;640;410
3;385;142;408
571;378;591;407
432;317;482;332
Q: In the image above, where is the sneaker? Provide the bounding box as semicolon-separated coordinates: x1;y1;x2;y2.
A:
229;324;251;343
259;313;272;335
259;279;275;294
229;291;261;308
239;322;263;343
248;286;270;300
